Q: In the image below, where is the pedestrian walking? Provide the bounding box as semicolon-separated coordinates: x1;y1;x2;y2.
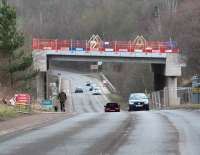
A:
58;91;67;112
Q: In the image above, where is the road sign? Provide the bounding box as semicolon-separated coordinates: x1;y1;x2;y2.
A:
41;100;53;109
133;36;146;50
15;94;31;105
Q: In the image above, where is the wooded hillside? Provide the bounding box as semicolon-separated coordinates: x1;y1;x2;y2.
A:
6;0;200;98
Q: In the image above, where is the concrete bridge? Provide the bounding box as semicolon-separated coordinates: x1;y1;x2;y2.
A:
32;36;182;106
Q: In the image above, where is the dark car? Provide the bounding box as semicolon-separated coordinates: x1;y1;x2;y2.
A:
75;87;84;93
89;86;93;91
104;103;120;112
86;81;91;86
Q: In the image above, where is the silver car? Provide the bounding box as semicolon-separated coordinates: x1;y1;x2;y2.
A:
128;93;149;111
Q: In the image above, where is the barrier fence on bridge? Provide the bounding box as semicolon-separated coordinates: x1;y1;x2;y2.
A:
32;38;179;53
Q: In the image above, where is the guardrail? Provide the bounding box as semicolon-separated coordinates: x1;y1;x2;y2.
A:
32;38;179;53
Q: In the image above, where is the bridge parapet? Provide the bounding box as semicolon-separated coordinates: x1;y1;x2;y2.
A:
32;36;179;54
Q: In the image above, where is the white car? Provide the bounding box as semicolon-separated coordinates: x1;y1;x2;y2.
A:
92;87;101;95
128;93;149;111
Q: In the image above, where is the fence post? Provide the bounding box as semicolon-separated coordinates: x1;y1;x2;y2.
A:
114;41;117;52
153;92;156;109
188;88;192;104
163;87;166;108
70;39;72;51
37;39;40;49
86;40;88;52
32;38;35;49
55;39;58;51
159;91;162;109
50;40;52;50
151;93;154;109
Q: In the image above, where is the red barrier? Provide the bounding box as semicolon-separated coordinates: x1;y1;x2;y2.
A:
15;94;31;105
32;38;179;53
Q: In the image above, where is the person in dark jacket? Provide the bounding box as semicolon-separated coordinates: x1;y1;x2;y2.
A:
58;91;67;112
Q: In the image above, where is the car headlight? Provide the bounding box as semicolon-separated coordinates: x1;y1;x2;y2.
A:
129;101;134;105
144;100;149;104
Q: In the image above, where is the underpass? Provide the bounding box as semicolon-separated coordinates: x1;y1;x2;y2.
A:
50;70;109;113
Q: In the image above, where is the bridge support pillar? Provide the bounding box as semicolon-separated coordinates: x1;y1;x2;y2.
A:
151;54;182;107
165;77;179;106
164;54;182;106
36;72;46;103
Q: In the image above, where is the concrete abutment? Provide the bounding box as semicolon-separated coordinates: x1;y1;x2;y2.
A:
151;54;182;106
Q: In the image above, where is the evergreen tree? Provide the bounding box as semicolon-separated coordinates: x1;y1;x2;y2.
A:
0;0;34;88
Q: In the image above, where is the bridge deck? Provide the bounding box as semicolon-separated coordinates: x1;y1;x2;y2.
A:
33;50;168;64
34;50;167;58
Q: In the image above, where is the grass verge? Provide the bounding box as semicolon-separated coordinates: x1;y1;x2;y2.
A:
106;93;128;110
0;104;19;121
0;103;35;121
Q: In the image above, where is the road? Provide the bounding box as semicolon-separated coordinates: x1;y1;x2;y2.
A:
1;71;200;155
51;70;109;113
1;110;200;155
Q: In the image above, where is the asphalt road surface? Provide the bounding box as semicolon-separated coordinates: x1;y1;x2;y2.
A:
1;71;200;155
1;110;200;155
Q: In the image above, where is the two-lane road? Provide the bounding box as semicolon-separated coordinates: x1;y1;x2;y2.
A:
51;70;109;113
1;110;200;155
1;70;200;155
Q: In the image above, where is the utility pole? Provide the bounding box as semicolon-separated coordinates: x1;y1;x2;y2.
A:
154;5;162;36
166;0;178;40
153;0;178;38
165;0;177;15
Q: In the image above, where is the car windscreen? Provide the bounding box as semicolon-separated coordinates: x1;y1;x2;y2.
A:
106;103;119;107
130;94;147;100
